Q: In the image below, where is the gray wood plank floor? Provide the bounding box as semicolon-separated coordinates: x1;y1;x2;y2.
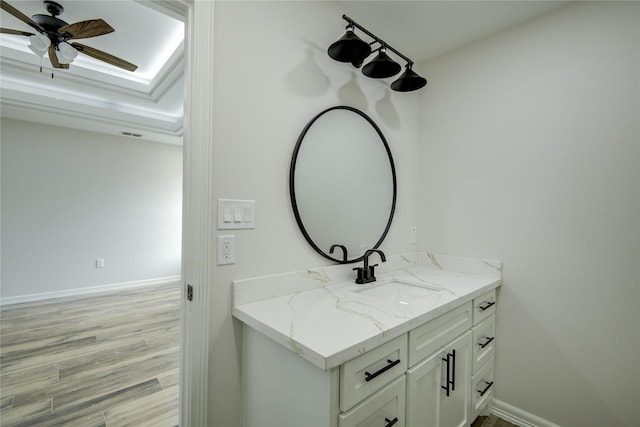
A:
0;282;180;427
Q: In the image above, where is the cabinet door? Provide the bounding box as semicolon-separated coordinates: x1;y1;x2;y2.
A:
440;331;471;427
471;357;494;422
406;331;472;427
471;315;495;375
406;350;442;427
341;334;408;411
339;376;406;427
473;290;496;325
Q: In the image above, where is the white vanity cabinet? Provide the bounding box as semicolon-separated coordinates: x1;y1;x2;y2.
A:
241;290;497;427
242;326;404;427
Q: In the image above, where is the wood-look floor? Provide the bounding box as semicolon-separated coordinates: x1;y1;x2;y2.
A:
0;282;181;427
472;414;520;427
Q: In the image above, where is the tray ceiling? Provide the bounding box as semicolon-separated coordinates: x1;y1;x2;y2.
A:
0;0;185;144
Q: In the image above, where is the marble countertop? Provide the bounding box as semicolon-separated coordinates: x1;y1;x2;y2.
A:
232;252;501;371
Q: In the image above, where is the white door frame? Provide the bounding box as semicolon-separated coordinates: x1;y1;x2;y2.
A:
177;0;214;425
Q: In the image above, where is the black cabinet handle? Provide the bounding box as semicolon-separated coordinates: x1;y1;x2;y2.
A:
478;301;495;311
365;359;400;382
441;350;455;396
441;353;450;396
478;336;495;349
384;417;398;427
477;381;494;396
451;349;456;391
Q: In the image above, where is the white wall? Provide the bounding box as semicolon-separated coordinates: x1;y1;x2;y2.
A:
1;118;182;301
417;2;639;427
208;1;421;424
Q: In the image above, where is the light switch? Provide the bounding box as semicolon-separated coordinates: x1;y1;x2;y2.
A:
218;199;256;229
223;207;232;223
243;206;253;223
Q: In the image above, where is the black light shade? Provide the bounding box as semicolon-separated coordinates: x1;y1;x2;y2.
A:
327;15;428;93
327;26;372;64
362;48;401;79
391;64;427;92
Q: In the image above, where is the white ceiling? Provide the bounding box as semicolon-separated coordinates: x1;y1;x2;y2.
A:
0;1;568;145
336;1;569;63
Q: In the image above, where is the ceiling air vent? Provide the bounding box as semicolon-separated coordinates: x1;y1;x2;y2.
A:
120;131;143;138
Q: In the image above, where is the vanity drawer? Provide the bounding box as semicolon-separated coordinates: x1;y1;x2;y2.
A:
408;302;472;366
473;290;496;325
471;357;495;422
472;315;495;375
340;334;407;411
339;375;406;427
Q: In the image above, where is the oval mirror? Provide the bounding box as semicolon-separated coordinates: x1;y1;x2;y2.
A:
290;106;396;263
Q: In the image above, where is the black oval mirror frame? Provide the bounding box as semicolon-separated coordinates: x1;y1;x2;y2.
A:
289;106;397;264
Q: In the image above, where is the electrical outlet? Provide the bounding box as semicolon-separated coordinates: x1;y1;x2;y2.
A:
96;258;105;268
409;226;417;244
217;235;235;265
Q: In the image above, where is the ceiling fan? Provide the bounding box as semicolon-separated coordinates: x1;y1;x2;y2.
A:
0;0;137;71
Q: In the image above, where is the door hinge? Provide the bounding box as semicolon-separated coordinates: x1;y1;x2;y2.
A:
186;284;193;302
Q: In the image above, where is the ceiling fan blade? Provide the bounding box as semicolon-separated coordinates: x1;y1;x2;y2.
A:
48;45;69;69
1;28;34;36
0;0;45;33
72;42;137;72
59;19;114;39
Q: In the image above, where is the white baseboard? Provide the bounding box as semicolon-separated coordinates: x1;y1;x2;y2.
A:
0;275;182;306
492;398;562;427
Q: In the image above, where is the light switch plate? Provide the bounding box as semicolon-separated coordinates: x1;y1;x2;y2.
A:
410;226;417;244
217;199;255;229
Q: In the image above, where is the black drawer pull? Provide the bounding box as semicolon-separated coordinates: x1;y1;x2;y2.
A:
478;301;495;311
365;359;400;382
384;417;398;427
477;381;494;396
478;336;495;349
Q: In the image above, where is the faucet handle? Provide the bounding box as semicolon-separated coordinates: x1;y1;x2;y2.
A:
353;267;364;283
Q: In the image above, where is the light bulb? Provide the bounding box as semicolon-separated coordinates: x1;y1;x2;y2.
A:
28;34;50;56
57;42;78;64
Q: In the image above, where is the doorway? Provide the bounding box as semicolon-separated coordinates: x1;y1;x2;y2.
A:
0;0;194;424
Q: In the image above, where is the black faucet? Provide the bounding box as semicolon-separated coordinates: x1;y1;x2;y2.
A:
329;244;348;262
353;249;386;284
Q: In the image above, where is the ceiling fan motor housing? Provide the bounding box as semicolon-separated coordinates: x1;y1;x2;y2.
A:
31;14;67;32
32;1;67;32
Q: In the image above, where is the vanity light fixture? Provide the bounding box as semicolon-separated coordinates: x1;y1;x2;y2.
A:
328;15;427;92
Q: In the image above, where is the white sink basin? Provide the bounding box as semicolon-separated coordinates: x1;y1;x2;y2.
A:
354;280;441;305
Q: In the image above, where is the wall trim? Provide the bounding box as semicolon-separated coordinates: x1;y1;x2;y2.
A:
180;0;212;425
492;398;562;427
0;276;181;306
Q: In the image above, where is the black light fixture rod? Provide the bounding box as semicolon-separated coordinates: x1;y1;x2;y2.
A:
342;14;413;65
